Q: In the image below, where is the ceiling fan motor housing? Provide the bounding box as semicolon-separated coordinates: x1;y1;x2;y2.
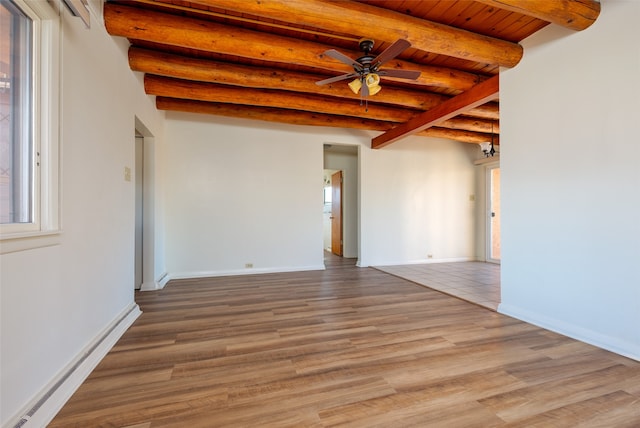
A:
359;38;374;53
356;39;376;73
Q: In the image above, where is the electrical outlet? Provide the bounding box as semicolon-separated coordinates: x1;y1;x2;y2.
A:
245;263;253;268
427;254;433;259
124;166;131;182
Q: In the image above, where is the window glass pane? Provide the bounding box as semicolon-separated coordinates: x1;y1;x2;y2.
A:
1;0;33;224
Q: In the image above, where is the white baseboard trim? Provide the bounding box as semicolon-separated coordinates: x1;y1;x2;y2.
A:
498;303;640;362
139;273;170;291
9;303;141;428
158;272;171;288
140;281;160;291
168;264;326;281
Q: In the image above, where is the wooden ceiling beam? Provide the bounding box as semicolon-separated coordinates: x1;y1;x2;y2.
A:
144;75;416;122
144;75;499;134
156;97;496;144
189;0;523;67
475;0;600;31
104;2;482;92
129;47;499;120
372;75;500;149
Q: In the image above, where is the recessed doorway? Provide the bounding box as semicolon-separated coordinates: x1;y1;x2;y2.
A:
134;132;144;290
323;144;359;262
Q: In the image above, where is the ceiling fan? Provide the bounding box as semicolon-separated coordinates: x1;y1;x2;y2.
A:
316;38;421;97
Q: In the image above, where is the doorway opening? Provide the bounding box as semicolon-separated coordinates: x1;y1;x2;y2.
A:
323;144;359;262
133;117;164;291
134;132;144;290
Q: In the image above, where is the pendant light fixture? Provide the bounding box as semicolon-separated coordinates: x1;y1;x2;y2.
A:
480;122;497;157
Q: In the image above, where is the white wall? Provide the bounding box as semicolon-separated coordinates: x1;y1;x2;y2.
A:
164;113;326;277
163;112;479;276
360;137;478;266
0;7;165;426
500;0;640;360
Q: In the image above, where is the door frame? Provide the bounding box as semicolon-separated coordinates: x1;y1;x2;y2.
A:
134;117;166;290
134;134;144;290
323;143;359;262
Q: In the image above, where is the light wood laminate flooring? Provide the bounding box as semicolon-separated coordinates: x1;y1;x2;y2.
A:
50;254;640;427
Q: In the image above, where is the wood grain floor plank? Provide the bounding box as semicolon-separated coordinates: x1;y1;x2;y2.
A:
50;255;640;427
150;406;325;428
502;390;640;427
480;364;640;422
318;390;507;427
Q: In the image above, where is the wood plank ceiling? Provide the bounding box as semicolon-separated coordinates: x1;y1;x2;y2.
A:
104;0;600;148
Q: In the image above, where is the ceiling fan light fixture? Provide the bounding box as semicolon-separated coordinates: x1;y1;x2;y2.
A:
368;85;382;96
348;78;362;94
317;39;419;106
365;73;380;86
365;73;381;95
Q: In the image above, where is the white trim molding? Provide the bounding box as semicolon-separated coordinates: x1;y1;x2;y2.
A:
167;264;326;282
140;272;170;291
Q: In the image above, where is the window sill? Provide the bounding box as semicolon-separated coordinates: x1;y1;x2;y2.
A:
0;231;61;254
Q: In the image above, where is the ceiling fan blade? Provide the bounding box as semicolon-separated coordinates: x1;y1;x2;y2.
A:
315;73;358;86
378;69;421;80
323;49;363;70
373;39;411;69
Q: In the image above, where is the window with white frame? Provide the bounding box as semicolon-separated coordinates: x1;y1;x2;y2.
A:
1;0;33;225
0;0;60;250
